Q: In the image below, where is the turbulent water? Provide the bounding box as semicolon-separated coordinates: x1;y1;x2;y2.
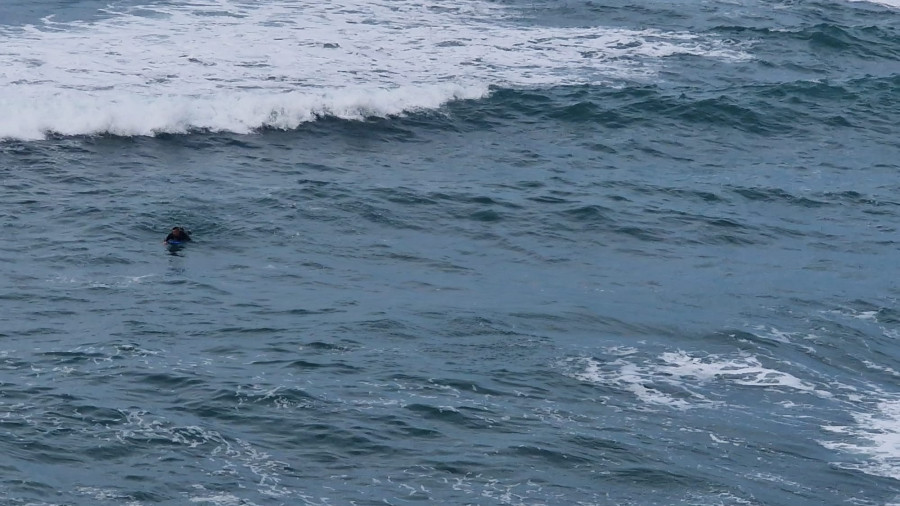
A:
1;0;900;504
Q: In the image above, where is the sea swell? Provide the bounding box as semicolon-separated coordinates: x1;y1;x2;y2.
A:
2;0;900;504
477;73;900;140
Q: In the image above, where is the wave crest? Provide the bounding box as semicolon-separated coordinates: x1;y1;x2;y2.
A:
0;84;489;140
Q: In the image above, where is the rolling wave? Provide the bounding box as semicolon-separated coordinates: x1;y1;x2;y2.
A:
0;0;746;140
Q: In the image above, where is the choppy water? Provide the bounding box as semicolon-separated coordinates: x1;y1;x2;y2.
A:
2;0;900;504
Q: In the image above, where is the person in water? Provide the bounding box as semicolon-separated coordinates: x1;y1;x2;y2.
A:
164;226;191;243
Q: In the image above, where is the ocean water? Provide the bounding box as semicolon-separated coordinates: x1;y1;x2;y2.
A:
1;0;900;504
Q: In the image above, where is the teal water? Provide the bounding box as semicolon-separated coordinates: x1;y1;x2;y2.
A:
2;0;900;504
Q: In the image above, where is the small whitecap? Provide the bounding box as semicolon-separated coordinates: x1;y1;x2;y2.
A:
821;397;900;480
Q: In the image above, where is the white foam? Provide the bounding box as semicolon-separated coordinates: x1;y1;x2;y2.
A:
566;349;824;409
116;410;292;498
659;351;823;393
751;325;794;344
0;0;749;140
48;273;158;289
75;486;141;505
189;491;260;506
821;397;900;480
1;84;488;139
858;311;880;320
864;360;900;378
823;308;881;322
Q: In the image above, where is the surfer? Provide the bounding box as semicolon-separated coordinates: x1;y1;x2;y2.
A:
164;226;191;244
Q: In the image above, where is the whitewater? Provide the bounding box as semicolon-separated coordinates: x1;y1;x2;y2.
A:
0;0;748;139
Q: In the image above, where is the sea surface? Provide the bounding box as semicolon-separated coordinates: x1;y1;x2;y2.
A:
1;0;900;504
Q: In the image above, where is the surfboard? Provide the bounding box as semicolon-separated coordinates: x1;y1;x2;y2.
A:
165;240;187;252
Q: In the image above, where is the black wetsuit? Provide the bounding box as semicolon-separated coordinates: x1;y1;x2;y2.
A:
165;230;191;242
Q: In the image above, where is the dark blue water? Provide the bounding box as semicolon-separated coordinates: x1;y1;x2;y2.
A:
2;0;900;504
